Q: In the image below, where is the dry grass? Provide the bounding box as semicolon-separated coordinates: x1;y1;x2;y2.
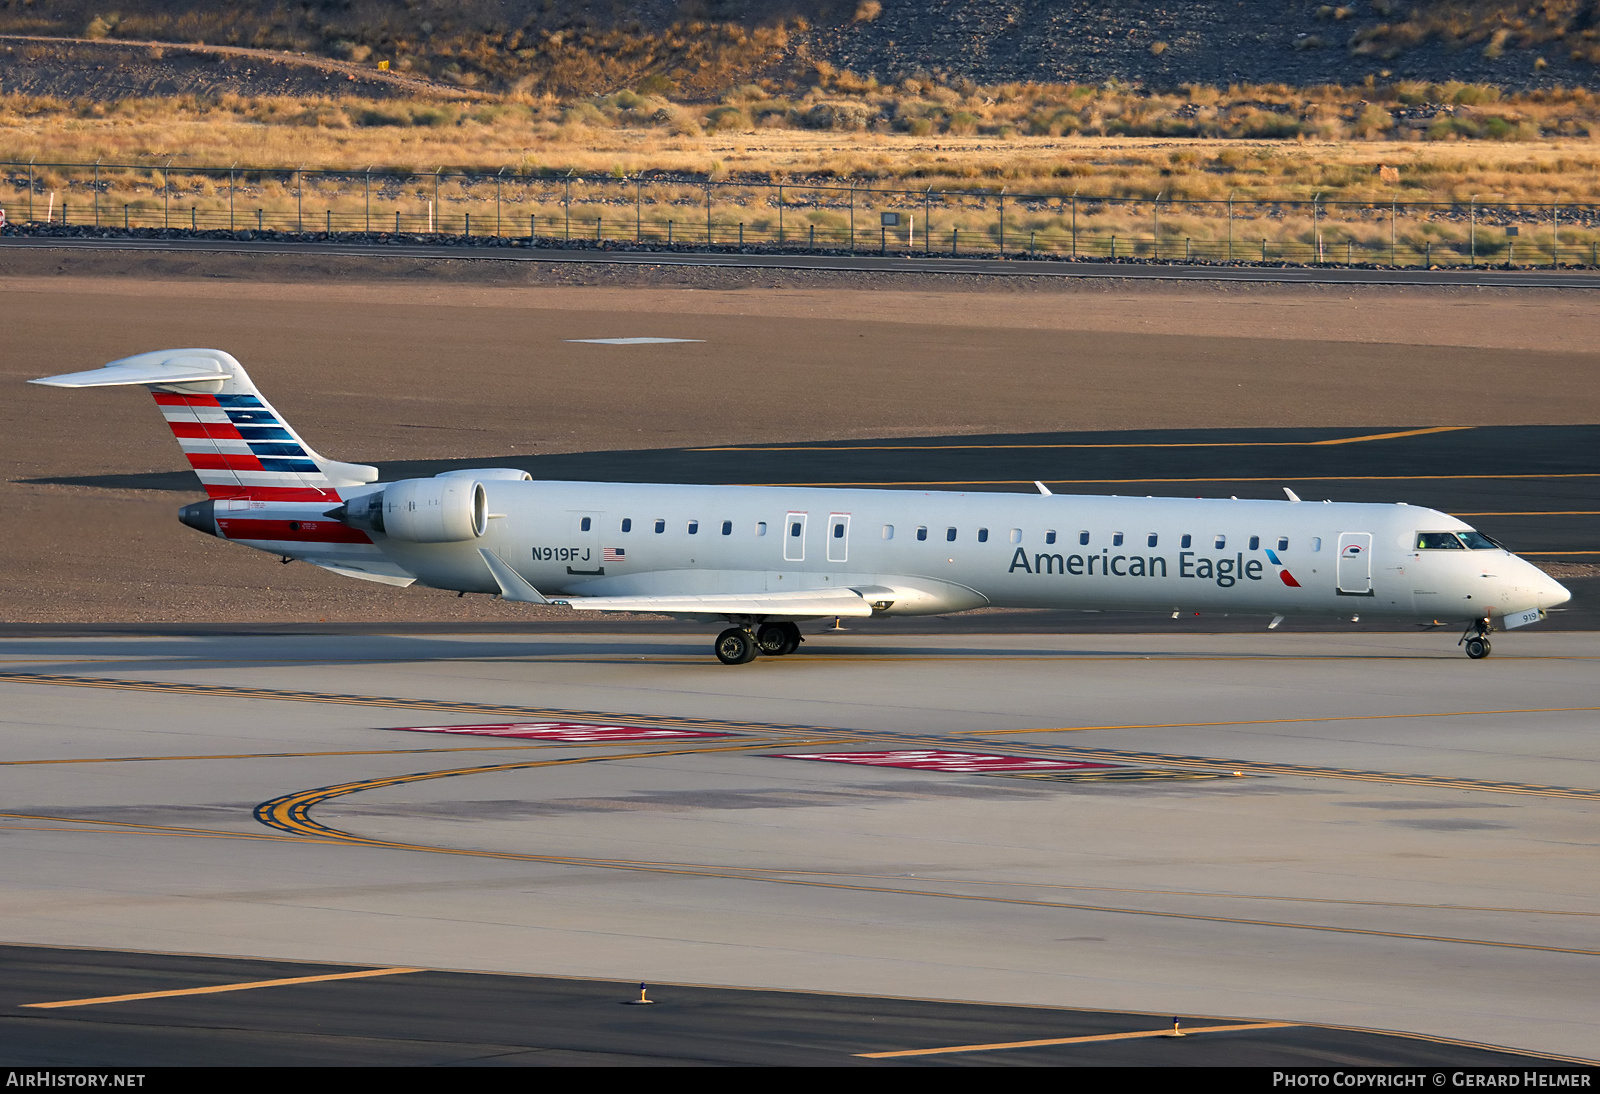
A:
6;89;1600;206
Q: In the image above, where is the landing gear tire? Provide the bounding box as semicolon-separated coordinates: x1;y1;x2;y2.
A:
1460;617;1494;660
715;626;758;665
755;622;802;657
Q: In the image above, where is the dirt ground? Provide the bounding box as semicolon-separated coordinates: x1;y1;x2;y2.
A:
3;246;1597;624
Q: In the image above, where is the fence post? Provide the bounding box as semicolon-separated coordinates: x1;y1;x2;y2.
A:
1152;194;1159;261
924;187;932;256
1111;235;1116;259
808;224;814;251
435;168;442;235
530;213;535;242
325;208;330;234
123;204;128;230
28;157;34;222
296;166;303;233
229;163;236;231
706;181;712;244
1552;202;1559;268
1226;190;1233;261
849;183;855;253
596;217;601;241
998;190;1005;255
397;210;401;233
741;222;745;248
1071;193;1078;258
952;227;958;256
1390;197;1397;265
1469;197;1476;266
778;183;784;245
495;166;503;237
636;178;642;242
93;160;100;226
163;158;171;228
464;212;470;237
258;208;263;230
192;207;196;231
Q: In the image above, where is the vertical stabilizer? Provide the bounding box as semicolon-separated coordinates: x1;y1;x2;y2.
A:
31;349;377;501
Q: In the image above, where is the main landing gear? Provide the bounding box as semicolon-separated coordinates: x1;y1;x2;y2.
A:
715;622;802;665
1460;617;1494;660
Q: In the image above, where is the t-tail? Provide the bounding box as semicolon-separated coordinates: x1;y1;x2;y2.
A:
29;348;380;507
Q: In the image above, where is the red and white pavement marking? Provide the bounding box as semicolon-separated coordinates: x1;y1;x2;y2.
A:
772;750;1118;774
389;722;732;742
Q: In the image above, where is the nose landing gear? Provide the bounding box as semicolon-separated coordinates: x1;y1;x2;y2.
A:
1460;617;1494;660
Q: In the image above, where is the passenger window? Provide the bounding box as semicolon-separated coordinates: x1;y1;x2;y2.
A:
833;523;845;539
1181;534;1192;549
883;525;894;540
1214;535;1226;550
654;519;665;534
1310;537;1321;552
757;522;767;536
1277;537;1288;552
688;520;699;535
1249;535;1260;551
1045;530;1057;545
1078;531;1090;546
1112;532;1124;547
621;518;632;533
721;520;732;536
977;528;989;543
946;527;957;542
1417;532;1466;550
1147;533;1158;548
580;517;592;532
916;526;928;541
1009;528;1022;544
790;521;802;537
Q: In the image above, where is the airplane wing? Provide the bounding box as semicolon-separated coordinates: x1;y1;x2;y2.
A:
477;549;879;617
555;587;876;618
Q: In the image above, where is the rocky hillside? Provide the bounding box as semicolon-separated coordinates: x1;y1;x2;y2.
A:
0;0;1595;95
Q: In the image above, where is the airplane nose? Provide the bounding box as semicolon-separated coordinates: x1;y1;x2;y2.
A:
1541;575;1572;609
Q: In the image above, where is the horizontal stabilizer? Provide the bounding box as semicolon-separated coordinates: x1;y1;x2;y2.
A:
553;586;876;618
306;559;417;587
31;358;226;389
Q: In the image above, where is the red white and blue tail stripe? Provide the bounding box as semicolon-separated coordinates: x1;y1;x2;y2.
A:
30;349;378;501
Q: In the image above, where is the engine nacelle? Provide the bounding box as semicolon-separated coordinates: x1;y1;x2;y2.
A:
343;477;488;542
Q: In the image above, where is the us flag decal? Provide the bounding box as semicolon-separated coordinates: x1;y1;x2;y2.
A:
603;547;626;561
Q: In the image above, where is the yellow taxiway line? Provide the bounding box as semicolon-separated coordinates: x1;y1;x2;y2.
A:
23;967;421;1009
697;427;1469;452
857;1021;1296;1058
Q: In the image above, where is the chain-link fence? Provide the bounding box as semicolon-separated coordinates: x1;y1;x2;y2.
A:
5;159;1598;266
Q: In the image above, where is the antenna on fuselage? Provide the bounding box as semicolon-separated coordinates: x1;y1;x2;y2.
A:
1034;481;1053;496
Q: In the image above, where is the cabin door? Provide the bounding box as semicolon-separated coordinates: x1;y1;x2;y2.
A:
1336;532;1373;596
827;513;851;562
784;511;808;562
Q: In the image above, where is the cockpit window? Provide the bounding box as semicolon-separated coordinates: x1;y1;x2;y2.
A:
1416;532;1466;550
1458;530;1502;550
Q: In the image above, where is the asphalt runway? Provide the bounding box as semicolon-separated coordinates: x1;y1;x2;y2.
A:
1;630;1597;1064
11;233;1600;289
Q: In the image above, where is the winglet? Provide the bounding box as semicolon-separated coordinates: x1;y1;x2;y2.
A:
478;549;552;604
1034;481;1053;496
1283;487;1302;502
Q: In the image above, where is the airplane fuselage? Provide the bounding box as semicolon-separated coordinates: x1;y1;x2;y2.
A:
212;480;1566;626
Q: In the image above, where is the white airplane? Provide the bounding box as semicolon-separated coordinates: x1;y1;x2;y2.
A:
33;349;1571;664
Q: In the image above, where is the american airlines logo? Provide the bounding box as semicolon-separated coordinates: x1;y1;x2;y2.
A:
1007;547;1296;589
